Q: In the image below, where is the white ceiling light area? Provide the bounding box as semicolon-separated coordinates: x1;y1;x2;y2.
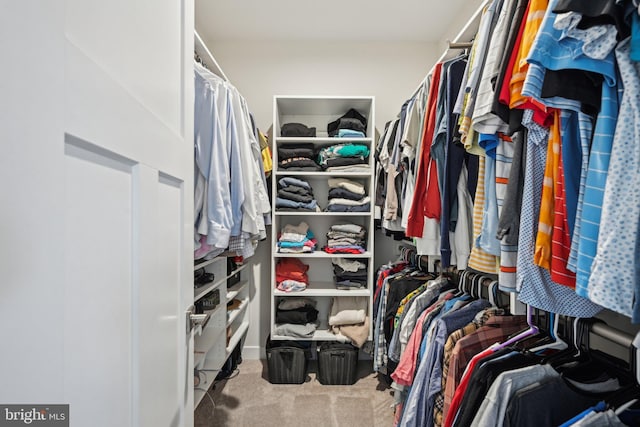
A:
196;0;472;43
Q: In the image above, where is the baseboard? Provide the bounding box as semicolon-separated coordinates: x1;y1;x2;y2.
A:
241;345;265;360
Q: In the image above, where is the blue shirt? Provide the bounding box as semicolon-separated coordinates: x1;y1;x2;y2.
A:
588;38;640;322
575;81;621;297
477;151;501;256
194;68;245;248
522;0;617;113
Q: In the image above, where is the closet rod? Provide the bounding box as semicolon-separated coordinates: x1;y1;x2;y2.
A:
590;322;634;349
194;29;230;82
409;0;490;98
447;41;474;49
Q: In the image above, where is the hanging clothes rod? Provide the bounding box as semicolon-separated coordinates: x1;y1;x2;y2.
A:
448;41;474;49
194;29;230;82
409;0;490;99
590;322;634;348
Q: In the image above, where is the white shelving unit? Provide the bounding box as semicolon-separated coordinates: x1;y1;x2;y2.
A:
270;95;375;343
193;257;250;407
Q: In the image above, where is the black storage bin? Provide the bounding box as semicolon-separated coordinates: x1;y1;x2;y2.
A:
266;338;308;384
317;342;358;385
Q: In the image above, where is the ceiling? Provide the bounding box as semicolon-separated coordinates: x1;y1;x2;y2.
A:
195;0;472;43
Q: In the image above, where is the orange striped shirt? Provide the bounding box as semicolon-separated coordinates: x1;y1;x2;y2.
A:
534;110;560;270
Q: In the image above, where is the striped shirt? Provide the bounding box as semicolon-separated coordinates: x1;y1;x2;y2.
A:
550;144;576;287
575;81;620;297
534;110;560;271
468;155;500;273
495;133;519;290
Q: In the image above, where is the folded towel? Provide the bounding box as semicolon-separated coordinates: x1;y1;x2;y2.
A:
332;317;370;348
327;178;366;195
329;296;367;326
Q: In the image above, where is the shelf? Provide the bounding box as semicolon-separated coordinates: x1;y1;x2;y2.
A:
272;96;375;351
274;211;372;216
194;281;224;302
194;257;218;271
273;250;372;259
274;281;369;297
226;321;250;357
271;329;371;342
226;280;248;302
274;170;372;177
194;318;225;368
194;263;249;302
227;298;249;327
275;137;372;144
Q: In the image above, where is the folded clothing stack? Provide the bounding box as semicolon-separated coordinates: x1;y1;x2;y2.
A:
276;177;320;212
317;143;370;172
326;178;370;213
327;108;367;137
277;221;318;254
324;223;366;254
332;258;368;290
281;122;316;137
329;296;369;348
277;142;320;171
276;258;309;292
274;298;318;339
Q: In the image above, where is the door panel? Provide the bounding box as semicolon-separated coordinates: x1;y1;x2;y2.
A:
138;170;184;427
0;1;194;425
65;0;183;134
63;137;135;427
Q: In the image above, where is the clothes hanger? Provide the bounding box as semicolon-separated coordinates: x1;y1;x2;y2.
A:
528;312;568;353
487;280;498;307
493;304;540;351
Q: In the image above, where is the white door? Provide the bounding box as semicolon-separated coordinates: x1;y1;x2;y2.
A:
0;1;195;426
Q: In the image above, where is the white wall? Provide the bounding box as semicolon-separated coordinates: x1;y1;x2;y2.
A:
210;40;440;359
210;40;439;132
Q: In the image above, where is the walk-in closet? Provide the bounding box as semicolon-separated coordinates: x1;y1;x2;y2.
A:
3;0;640;426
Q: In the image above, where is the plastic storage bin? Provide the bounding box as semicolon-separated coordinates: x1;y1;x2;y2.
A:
317;342;358;385
266;339;308;384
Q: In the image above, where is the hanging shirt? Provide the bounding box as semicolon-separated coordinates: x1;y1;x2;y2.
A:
471;364;559;426
589;38;640;322
472;0;514;135
509;0;553;126
516;110;602;317
467;155;500;273
400;299;491;427
549;146;576;287
496;130;525;291
566;111;594;273
433;308;504;427
440;57;468;267
458;0;505;147
575;81;620;298
534;110;560;271
407;63;442;238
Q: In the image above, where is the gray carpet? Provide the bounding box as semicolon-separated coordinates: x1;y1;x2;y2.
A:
195;359;396;427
